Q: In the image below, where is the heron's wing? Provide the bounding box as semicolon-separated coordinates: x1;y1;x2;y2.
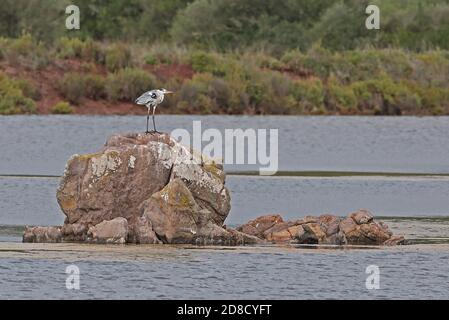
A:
135;91;155;105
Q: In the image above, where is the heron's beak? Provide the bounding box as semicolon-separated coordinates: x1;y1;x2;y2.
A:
165;91;174;94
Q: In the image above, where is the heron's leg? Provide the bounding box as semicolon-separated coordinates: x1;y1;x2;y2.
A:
146;106;151;134
152;105;159;133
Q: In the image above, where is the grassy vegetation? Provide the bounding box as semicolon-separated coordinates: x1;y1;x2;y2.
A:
0;35;449;115
51;101;74;114
0;71;36;114
0;0;449;115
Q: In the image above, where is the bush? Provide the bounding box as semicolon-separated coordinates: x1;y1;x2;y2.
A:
351;75;422;115
282;45;335;78
290;78;325;113
15;78;41;100
177;73;218;114
106;68;157;101
405;81;449;115
2;33;49;69
51;101;74;114
105;43;133;72
59;73;106;104
55;37;105;64
190;51;226;76
58;73;87;105
0;72;36;114
83;74;107;100
55;37;85;59
326;76;357;114
144;54;158;66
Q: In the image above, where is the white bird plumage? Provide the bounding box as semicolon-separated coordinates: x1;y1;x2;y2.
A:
135;88;173;133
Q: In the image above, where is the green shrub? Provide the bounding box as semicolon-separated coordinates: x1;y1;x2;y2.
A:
177;73;218;114
15;78;41;101
2;34;49;70
351;75;422;115
141;43;186;66
144;54;158;66
190;51;226;76
51;101;74;114
290;78;325;113
55;37;105;64
405;82;449;115
58;73;87;104
106;68;157;101
326;76;357;114
0;72;36;114
83;74;106;100
282;45;335;78
105;43;132;72
55;37;85;59
0;38;8;60
59;73;106;104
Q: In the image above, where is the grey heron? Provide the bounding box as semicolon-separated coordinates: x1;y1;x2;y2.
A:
135;88;174;133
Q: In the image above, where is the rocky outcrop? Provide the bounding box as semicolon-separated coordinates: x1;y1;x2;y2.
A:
24;132;250;245
237;210;405;246
22;132;405;247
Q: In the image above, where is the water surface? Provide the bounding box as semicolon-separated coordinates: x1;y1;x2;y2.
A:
0;243;448;299
2;115;449;175
1;115;449;300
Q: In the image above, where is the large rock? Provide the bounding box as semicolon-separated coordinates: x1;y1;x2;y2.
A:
25;132;234;245
142;178;261;245
142;178;210;244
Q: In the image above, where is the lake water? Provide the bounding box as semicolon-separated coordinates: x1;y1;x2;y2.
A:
1;115;449;299
1;115;449;175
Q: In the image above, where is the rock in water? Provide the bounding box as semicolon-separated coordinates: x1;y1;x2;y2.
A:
237;210;406;246
23;226;62;243
23;132;404;247
24;132;248;245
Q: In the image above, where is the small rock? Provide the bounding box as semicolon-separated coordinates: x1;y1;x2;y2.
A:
236;214;284;238
297;223;327;244
350;209;374;225
23;226;62;243
383;235;405;246
87;217;128;244
61;223;87;241
339;215;391;245
318;214;341;236
127;216;162;244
